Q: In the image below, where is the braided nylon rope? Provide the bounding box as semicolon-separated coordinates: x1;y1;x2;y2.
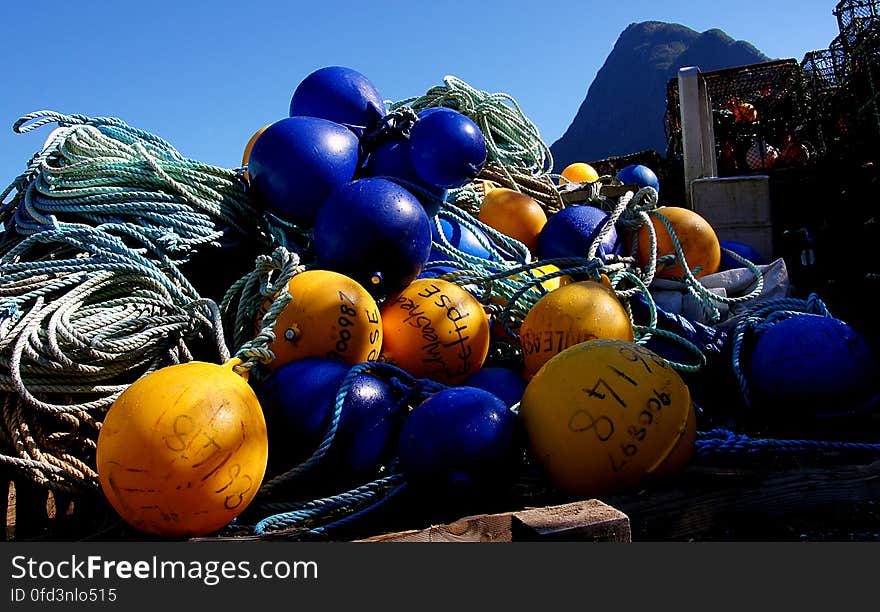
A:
0;110;266;492
390;76;553;180
730;294;832;407
695;429;880;460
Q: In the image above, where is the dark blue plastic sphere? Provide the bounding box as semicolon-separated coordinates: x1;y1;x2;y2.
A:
365;139;445;217
259;358;397;474
462;367;527;409
289;66;387;135
429;216;495;262
616;164;660;193
748;314;880;417
314;178;433;295
409;108;487;189
398;387;518;487
537;204;619;261
248;116;360;227
719;240;768;271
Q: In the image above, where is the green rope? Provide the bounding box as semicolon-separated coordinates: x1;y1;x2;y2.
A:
390;75;553;182
0;110;267;492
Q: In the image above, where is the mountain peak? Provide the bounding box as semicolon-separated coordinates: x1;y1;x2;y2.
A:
550;21;770;171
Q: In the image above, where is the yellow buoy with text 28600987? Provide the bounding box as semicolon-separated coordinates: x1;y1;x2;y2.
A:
519;280;633;380
380;278;490;385
96;360;268;537
519;339;694;498
258;269;383;368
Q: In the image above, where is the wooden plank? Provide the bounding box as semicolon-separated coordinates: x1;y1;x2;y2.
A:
513;499;631;542
609;461;880;540
356;500;631;543
358;512;513;542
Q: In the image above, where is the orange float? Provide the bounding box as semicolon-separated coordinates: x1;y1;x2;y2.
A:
478;186;547;254
632;206;721;279
519;280;634;380
380;278;490;384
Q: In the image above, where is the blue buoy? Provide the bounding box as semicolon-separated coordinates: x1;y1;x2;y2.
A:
365;139;445;217
258;358;398;475
429;215;495;262
314;177;433;295
289;66;387;135
719;240;768;271
409;108;487;189
537;204;619;261
247;116;360;227
398;387;519;487
748;314;880;417
462;367;527;409
616;164;660;193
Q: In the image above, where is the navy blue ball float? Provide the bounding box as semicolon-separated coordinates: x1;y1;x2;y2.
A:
409;108;487;190
429;215;495;262
537;204;619;262
462;367;527;409
365;139;445;217
747;314;880;417
259;358;398;476
248;116;360;227
616;164;660;193
398;387;519;488
314;177;433;295
719;240;768;271
289;66;387;135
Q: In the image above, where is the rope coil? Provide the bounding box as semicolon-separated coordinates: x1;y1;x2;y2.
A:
0;110;266;492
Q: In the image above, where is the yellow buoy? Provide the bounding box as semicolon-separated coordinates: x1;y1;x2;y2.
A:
559;162;600;185
478;187;547;254
519;339;693;497
380;278;490;385
96;361;268;537
260;269;383;368
519;280;634;380
490;264;571;342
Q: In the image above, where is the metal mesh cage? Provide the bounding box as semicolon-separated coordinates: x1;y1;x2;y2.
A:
848;23;880;141
835;0;880;50
664;59;811;175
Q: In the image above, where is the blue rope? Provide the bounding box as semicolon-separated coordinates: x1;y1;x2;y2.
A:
253;472;407;536
730;294;831;407
258;361;446;495
695;428;880;460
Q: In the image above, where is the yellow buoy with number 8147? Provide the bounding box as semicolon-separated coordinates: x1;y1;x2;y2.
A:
96;360;268;537
519;339;694;498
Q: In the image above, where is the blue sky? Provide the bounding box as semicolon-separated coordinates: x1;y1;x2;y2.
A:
0;1;840;180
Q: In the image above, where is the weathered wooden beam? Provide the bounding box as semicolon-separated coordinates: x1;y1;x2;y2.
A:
356;500;631;542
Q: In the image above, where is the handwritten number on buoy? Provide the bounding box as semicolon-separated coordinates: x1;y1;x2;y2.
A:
568;410;614;441
164;414;195;452
583;379;626;408
214;463;253;510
